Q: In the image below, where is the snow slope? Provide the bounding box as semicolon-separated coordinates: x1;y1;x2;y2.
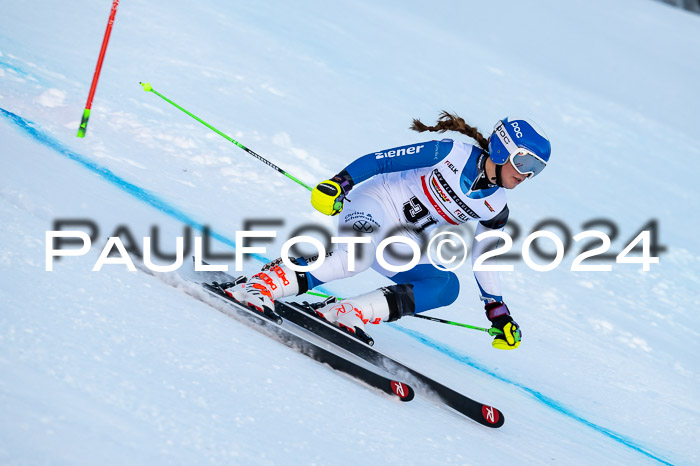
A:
1;0;699;464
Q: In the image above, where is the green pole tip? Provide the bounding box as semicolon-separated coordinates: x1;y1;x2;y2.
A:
140;82;153;92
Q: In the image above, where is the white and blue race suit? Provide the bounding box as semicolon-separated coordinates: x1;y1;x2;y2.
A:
300;139;509;313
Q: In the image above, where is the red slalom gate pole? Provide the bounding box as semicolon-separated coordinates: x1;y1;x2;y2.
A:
76;0;120;138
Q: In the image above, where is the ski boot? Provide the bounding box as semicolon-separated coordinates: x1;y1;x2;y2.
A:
229;263;305;324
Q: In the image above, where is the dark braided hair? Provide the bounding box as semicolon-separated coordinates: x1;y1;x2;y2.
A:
410;111;490;152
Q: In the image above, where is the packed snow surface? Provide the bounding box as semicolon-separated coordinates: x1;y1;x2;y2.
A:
1;0;699;464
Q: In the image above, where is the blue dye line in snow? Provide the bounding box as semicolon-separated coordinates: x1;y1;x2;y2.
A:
0;60;39;81
0;106;256;261
0;106;673;466
391;325;674;466
0;106;335;297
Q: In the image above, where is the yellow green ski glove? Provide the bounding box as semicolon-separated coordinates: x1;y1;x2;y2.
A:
485;302;522;350
311;172;353;216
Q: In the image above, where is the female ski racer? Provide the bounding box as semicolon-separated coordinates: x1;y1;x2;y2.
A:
233;112;551;350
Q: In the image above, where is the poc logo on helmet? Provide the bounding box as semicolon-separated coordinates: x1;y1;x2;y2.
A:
511;121;523;138
496;123;511;144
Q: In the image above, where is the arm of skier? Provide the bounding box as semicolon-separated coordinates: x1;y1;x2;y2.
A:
342;139;454;185
472;208;508;305
310;139;454;215
472;206;522;349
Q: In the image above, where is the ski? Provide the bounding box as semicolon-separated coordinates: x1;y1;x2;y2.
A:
278;300;504;428
189;260;503;427
197;279;415;402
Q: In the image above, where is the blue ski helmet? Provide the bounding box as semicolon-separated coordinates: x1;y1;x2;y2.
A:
487;117;551;178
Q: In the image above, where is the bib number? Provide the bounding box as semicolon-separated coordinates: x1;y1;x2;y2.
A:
403;196;438;233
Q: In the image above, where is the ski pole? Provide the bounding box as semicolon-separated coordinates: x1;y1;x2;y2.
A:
304;291;501;335
139;82;314;191
412;314;503;336
77;0;120;137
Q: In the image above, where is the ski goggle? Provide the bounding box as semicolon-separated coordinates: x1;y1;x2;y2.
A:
493;122;548;178
509;149;547;179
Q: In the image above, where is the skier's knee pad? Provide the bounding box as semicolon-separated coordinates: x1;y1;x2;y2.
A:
382;284;416;322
